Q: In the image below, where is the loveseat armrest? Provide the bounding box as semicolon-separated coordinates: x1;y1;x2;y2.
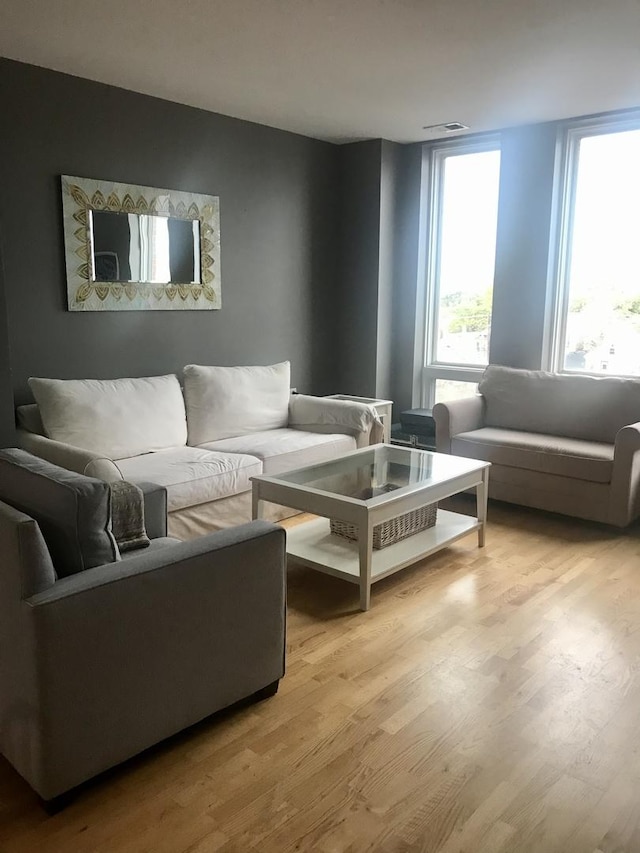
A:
610;422;640;527
23;520;286;799
288;394;383;447
16;429;123;482
433;396;486;453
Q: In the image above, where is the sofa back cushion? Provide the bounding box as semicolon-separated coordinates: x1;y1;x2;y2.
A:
184;362;291;444
0;449;119;578
29;375;187;459
16;403;45;435
479;364;640;443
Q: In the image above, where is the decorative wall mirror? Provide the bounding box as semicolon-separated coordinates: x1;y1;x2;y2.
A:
61;175;221;311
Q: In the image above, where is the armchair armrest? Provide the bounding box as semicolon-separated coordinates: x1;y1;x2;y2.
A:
610;422;640;526
136;481;168;539
16;429;123;482
24;520;286;798
433;396;486;453
288;394;383;446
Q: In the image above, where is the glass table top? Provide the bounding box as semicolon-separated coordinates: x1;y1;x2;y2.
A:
264;445;487;503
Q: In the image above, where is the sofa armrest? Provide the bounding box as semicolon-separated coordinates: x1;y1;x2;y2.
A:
23;520;286;798
288;394;383;446
432;396;486;453
16;429;123;482
610;422;640;526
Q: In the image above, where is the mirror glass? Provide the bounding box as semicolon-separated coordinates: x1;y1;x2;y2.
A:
89;210;201;284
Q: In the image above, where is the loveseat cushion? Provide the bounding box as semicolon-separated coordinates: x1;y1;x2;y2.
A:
28;375;187;459
0;448;119;577
200;429;357;475
479;365;640;443
115;447;263;512
183;362;291;445
451;427;614;483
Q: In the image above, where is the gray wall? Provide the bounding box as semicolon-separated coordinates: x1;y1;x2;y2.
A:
335;140;383;397
334;120;575;416
0;59;340;421
0;57;602;439
387;121;567;411
335;138;404;404
0;240;16;446
376;140;399;402
490;122;558;369
390;143;425;416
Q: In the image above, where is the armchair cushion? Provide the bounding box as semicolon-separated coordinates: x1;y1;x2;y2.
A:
28;374;187;459
0;449;119;577
183;362;290;444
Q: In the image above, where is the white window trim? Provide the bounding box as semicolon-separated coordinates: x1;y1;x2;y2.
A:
549;111;640;378
416;135;500;408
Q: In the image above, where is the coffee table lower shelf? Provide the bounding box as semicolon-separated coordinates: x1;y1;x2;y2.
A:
286;509;480;586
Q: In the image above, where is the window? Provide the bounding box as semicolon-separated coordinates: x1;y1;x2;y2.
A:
419;139;501;407
553;119;640;376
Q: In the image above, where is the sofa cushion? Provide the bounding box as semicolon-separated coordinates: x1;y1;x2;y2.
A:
28;375;187;459
479;364;640;443
200;428;357;475
0;448;119;577
451;427;614;483
183;362;290;445
16;403;45;435
115;447;263;512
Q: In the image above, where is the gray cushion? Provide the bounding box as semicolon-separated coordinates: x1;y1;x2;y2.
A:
0;448;119;577
451;427;614;483
478;364;640;443
16;403;45;435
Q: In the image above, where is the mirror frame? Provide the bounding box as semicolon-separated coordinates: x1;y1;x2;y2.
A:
61;175;221;311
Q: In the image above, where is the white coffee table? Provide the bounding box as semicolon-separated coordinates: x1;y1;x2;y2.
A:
252;444;490;611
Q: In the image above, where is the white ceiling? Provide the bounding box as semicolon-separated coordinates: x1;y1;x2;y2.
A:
2;0;640;143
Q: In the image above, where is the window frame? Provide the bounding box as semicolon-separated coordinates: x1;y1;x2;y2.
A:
549;112;640;378
417;135;501;408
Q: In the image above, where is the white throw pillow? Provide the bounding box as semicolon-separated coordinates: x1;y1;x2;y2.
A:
183;362;291;444
29;375;188;459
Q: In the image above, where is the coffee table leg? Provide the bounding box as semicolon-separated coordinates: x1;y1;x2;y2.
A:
477;467;489;547
252;486;264;520
358;516;373;611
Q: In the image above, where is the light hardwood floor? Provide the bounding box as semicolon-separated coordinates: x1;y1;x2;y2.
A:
2;498;640;852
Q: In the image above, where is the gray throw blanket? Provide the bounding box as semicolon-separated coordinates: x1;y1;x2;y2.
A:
110;481;151;553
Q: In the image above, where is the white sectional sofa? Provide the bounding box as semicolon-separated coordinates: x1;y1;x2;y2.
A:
16;362;383;539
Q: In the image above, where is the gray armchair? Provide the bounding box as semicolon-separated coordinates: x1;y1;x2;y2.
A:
0;449;286;803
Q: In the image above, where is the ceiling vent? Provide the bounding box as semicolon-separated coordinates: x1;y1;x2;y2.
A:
422;121;469;133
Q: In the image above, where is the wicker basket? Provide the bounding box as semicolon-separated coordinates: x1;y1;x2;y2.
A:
330;501;438;550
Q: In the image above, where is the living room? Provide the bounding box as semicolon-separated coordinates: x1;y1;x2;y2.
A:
1;1;640;850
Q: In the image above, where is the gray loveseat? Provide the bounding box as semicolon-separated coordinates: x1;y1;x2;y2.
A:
0;449;286;803
433;365;640;527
